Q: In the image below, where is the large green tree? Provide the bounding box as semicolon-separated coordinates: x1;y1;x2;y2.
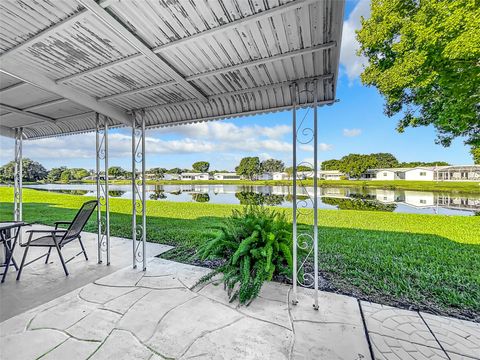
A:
338;154;378;179
260;159;285;173
192;161;210;173
357;0;480;148
371;153;399;168
47;166;67;182
471;147;480;164
108;166;126;178
70;168;89;180
0;158;47;182
149;167;167;180
321;159;342;170
235;157;261;180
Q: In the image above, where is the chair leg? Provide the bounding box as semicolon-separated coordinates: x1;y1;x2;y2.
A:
54;243;69;276
16;245;31;281
78;236;88;261
45;248;52;264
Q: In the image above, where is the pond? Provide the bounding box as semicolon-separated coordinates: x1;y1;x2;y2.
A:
24;183;480;216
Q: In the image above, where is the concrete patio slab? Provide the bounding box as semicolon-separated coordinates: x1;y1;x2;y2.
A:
420;312;480;359
1;257;479;360
0;226;171;322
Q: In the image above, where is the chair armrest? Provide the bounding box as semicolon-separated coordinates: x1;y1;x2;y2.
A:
25;229;67;234
54;221;71;225
54;221;72;229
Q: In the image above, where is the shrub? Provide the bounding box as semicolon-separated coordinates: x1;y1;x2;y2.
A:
197;206;293;305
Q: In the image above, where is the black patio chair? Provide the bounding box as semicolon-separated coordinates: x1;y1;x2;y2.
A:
16;200;98;280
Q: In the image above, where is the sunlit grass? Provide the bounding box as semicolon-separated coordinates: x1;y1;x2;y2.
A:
1;187;479;318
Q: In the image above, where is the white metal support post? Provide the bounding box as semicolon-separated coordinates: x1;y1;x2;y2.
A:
14;128;23;222
95;113;111;265
312;80;319;310
132;111;147;271
291;80;320;310
291;84;298;305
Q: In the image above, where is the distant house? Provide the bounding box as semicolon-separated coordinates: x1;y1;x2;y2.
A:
180;172;209;181
433;165;480;181
258;173;273;181
404;167;435;181
370;168;408;181
213;172;240;181
272;172;289;180
319;170;344;180
363;165;480;181
163;173;181;181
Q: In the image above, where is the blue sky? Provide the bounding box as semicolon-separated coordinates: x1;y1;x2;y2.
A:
0;0;473;171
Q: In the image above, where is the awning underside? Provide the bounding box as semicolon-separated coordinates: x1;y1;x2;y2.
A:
0;0;344;140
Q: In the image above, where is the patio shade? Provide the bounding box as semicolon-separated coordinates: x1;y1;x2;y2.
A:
0;0;345;139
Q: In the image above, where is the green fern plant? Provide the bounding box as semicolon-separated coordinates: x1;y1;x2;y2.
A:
197;206;294;305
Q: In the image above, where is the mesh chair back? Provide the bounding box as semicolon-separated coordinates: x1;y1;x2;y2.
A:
61;200;98;243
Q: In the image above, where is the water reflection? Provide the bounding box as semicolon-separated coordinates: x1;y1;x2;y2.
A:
24;183;480;216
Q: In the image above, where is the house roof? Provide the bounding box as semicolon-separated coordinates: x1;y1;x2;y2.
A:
0;0;345;140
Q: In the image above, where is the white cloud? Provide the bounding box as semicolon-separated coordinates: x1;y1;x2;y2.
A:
152;122;291;141
340;0;371;82
343;128;362;137
300;143;333;152
0;121;297;168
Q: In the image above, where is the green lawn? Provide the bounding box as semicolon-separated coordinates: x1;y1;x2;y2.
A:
80;179;480;194
1;187;479;319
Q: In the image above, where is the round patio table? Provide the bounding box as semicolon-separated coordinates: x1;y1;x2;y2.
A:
1;221;29;283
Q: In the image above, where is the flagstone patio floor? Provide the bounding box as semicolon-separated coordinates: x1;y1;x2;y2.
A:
1;234;479;359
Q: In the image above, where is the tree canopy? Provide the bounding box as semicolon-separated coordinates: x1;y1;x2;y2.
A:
0;158;47;182
321;153;450;178
47;167;67;182
235;157;261;180
149;167;167;179
260;159;285;173
338;154;378;179
357;0;480;148
192;161;210;173
108;166;126;178
471;147;480;165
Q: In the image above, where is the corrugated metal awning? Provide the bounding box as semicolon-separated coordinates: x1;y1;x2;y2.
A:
0;0;345;140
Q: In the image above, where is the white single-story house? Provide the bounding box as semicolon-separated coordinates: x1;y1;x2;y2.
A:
404;167;435;181
364;165;480;182
213;172;241;181
434;165;480;181
258;173;273;181
370;168;408;181
319;170;344;180
163;174;181;181
180;172;210;181
272;172;290;180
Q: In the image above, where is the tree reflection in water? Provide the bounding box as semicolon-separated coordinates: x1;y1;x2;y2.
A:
235;191;284;206
322;197;396;212
192;193;210;202
150;190;167;200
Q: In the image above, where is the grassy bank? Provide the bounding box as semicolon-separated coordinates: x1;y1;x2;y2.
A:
79;179;480;194
1;188;479;320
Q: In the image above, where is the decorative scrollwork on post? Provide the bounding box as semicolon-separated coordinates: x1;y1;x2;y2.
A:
291;80;320;310
96;114;110;265
132;111;147;271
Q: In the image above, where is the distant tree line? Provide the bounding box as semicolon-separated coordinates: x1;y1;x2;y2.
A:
0;159;93;183
321;153;450;179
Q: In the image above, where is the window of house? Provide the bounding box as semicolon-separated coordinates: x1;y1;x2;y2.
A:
383;172;387;176
420;200;426;204
420;172;426;176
